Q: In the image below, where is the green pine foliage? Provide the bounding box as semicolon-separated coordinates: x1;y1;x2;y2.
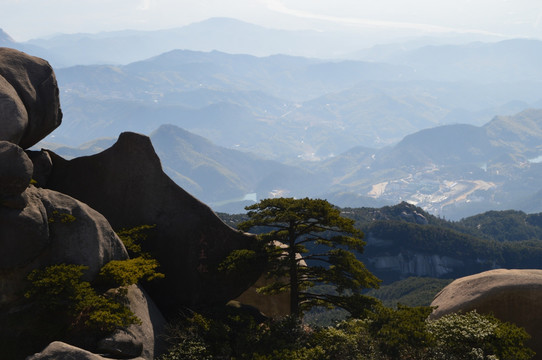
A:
366;303;435;358
458;210;542;242
367;277;453;308
24;225;164;335
25;264;140;333
235;197;381;317
116;224;157;257
98;257;165;288
220;203;542;280
47;210;77;224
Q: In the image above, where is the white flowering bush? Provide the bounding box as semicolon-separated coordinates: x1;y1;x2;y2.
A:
426;311;534;360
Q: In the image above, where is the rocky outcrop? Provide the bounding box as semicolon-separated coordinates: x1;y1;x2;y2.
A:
1;49;261;359
235;274;291;318
97;285;167;359
0;140;33;204
44;131;264;316
0;142;129;306
0;141;164;359
367;251;465;278
0;47;62;148
18;285;164;360
431;269;542;359
26;341;110;360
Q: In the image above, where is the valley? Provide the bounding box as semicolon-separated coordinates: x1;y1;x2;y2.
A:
8;20;540;220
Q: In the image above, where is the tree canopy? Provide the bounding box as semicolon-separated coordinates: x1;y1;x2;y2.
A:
236;197;381;317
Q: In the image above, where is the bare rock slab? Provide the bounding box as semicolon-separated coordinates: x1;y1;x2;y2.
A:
0;47;62;148
431;269;542;359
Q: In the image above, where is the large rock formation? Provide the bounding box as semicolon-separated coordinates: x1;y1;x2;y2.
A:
431;269;542;359
0;141;129;306
0;140;165;359
0;140;33;203
44;131;265;317
0;47;62;148
1;49;262;359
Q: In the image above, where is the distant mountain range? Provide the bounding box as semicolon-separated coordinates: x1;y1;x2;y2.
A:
46;124;322;213
7;18;388;66
319;109;542;218
352;39;542;82
47;108;542;219
10;21;542;219
9;17;502;67
44;45;542;160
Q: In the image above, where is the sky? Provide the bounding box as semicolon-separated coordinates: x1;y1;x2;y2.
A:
1;0;541;42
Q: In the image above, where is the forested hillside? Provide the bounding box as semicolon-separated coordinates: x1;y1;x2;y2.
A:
219;201;542;288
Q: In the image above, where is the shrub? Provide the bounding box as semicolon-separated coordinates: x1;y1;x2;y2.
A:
116;224;156;257
24;225;165;335
366;303;435;359
158;305;535;360
47;210;76;224
98;257;164;288
25;264;140;333
427;311;534;360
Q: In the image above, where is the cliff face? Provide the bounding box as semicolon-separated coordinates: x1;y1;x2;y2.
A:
351;203;500;283
45;131;265;316
367;251;465;279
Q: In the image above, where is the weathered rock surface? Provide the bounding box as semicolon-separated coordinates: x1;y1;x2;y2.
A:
0;139;130;306
26;341;108;360
0;185;129;305
0;47;62;148
97;285;167;359
367;251;465;278
431;269;542;359
0;182;165;359
235;274;291;318
0;140;33;198
0;74;27;145
44;131;264;316
1;52;164;360
26;341;147;360
26;149;53;187
0;141;133;358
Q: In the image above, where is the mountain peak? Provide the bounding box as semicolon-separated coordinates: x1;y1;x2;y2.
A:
190;17;263;29
0;29;15;44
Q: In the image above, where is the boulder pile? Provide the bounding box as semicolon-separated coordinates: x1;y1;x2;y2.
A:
0;47;263;359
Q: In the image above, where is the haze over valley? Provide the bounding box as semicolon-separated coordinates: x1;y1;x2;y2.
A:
3;13;542;220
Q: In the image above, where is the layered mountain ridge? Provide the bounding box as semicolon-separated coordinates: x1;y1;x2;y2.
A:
48;108;542;219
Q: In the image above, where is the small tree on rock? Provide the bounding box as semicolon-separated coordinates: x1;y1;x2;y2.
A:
234;197;380;318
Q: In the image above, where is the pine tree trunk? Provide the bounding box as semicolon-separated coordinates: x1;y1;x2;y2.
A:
288;222;299;317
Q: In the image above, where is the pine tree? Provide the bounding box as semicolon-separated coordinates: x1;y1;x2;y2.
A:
236;197;380;317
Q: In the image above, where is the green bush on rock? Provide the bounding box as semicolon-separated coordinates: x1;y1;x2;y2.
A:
98;257;164;288
25;264;140;333
24;225;164;335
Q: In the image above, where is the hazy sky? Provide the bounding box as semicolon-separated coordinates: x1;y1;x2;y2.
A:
2;0;541;41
